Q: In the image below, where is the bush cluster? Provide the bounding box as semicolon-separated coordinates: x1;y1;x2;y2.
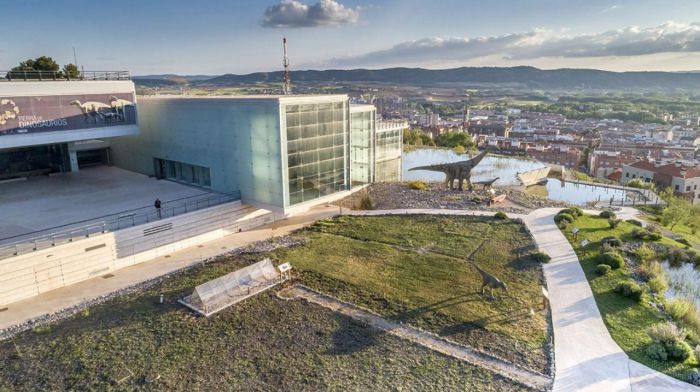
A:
559;208;583;217
554;213;575;225
626;219;643;227
599;251;625;269
531;252;551;263
599;210;617;219
357;192;374;210
648;277;667;295
494;211;508;220
596;264;611;276
646;322;693;361
631;228;662;241
608;218;622;229
637;261;663;282
407;180;428;191
600;236;622;247
614;281;643;302
677;238;691;247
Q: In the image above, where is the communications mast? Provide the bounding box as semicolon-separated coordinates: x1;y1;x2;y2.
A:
283;37;291;95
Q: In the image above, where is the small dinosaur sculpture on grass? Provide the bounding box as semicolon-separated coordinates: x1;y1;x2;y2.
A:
409;148;490;191
472;264;508;299
473;177;500;190
465;238;508;299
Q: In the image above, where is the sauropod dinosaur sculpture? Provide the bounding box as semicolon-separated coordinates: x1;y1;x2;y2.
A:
473;177;500;190
409;148;490;191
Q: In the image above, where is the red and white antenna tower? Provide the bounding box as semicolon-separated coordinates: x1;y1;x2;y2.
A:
283;37;291;95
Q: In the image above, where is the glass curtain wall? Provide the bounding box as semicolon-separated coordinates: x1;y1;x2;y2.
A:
285;101;349;206
375;126;403;182
350;110;374;185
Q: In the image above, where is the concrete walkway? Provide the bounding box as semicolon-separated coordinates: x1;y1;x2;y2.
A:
346;208;699;391
279;285;552;391
0;205;339;332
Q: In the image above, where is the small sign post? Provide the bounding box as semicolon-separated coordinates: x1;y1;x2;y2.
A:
571;227;579;241
278;262;292;282
580;239;589;257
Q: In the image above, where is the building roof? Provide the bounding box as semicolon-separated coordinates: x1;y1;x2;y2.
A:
628;160;700;178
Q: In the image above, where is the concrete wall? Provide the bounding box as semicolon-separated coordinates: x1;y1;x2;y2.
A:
109;97;284;206
518;166;551;186
0;201;273;306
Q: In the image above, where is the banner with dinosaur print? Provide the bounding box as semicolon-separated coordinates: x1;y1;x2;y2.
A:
0;92;136;136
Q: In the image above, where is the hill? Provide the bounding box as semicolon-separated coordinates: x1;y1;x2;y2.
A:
195;66;700;90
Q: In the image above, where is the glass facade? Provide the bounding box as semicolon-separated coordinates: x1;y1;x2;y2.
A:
374;124;404;182
285;101;349;206
350;109;375;185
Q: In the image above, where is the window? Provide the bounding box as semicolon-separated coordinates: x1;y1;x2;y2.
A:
155;158;211;188
625;173;629;178
675;185;679;191
632;174;636;179
687;185;691;192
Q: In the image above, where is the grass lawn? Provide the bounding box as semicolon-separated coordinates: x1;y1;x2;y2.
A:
637;205;700;248
561;214;698;381
0;250;531;392
273;215;550;374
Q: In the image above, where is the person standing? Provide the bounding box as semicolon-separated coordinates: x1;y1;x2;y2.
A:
155;198;162;219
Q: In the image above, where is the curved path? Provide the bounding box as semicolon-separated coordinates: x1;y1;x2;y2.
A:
345;208;698;391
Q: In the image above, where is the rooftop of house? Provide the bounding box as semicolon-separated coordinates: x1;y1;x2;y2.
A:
627;160;700;178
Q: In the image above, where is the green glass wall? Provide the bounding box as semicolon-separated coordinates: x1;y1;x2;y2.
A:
285;101;349;206
350;110;374;185
375;125;403;182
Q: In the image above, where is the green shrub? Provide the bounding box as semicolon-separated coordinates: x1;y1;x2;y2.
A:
532;252;551;263
554;213;575;224
631;228;662;241
596;264;612;276
599;252;625;269
558;208;581;218
648;232;662;241
666;340;692;361
614;281;643;301
648;277;667;295
407;180;428;191
647;224;661;234
647;322;686;345
635;244;657;264
677;238;691;247
646;342;668;361
637;261;663;282
668;299;692;321
601;236;622;247
608;218;622;229
557;221;568;229
667;247;691;267
627;219;643;227
357;192;374;210
494;211;508;220
694;345;700;363
599;210;617;219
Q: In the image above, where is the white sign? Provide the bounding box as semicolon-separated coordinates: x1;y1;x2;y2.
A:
571;228;579;234
580;239;590;247
278;262;292;273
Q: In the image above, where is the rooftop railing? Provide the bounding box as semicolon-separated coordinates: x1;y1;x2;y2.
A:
2;70;131;82
0;191;240;260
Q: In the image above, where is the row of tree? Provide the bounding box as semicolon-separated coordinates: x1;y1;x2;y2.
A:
403;129;475;150
658;188;700;233
6;56;79;79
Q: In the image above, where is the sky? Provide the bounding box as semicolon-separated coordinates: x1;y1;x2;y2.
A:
1;0;700;75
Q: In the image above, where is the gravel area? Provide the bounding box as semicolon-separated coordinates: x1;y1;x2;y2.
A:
336;182;569;213
0;236;305;341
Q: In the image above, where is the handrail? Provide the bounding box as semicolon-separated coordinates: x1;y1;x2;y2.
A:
2;70;131;81
0;191;241;259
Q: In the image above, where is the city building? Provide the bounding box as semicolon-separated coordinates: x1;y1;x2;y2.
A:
622;160;700;203
0;74;137;179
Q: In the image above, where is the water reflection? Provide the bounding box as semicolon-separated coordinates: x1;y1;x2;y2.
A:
402;148;640;205
402;148;542;186
662;261;700;310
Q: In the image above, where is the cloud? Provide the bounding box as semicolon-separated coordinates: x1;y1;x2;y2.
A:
314;22;700;68
261;0;360;28
601;4;620;13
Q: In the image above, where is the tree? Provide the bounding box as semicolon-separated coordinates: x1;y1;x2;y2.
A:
62;63;80;79
8;56;62;79
661;195;692;230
